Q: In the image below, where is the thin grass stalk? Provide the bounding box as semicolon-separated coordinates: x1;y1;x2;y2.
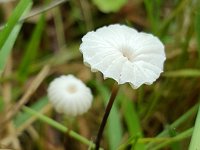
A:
22;106;104;149
153;128;193;150
147;103;199;149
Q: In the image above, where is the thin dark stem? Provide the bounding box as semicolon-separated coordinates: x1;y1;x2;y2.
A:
95;83;119;150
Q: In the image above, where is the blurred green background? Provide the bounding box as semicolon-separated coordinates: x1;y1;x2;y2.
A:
0;0;200;150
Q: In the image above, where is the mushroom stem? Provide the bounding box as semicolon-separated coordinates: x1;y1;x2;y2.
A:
95;83;119;150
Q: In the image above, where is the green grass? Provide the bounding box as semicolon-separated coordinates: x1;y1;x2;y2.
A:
0;0;32;76
0;0;199;149
120;92;146;150
18;15;45;81
189;104;200;149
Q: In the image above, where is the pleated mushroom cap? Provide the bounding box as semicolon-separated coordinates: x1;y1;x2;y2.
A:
80;24;166;89
47;75;93;116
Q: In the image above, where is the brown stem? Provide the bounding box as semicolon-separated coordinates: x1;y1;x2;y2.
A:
95;83;119;150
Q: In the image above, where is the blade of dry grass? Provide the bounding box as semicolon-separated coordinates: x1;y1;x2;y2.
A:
1;57;21;150
0;65;50;130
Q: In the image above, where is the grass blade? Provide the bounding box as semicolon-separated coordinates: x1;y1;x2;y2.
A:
147;103;199;148
21;106;99;149
120;93;145;150
195;5;200;63
18;15;45;80
189;104;200;150
163;69;200;77
14;96;48;128
152;128;193;150
144;0;162;34
0;0;32;76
